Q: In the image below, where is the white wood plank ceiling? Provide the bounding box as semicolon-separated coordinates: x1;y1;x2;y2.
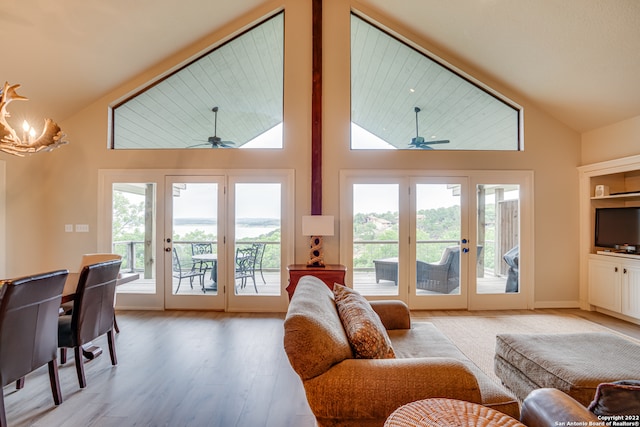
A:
113;13;284;149
113;12;519;151
351;14;519;150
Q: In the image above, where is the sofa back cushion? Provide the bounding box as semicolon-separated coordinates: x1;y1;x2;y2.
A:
283;276;353;380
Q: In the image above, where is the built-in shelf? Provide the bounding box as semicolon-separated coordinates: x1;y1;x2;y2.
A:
596;251;640;260
579;154;640;321
591;192;640;200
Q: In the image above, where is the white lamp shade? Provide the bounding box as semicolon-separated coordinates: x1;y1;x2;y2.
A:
302;215;335;236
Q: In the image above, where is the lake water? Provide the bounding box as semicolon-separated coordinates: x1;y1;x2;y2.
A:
173;224;279;240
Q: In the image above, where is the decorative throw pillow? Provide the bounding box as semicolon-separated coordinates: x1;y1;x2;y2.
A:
587;380;640;416
333;283;395;359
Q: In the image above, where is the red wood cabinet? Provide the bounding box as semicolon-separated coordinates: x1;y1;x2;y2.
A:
286;264;346;300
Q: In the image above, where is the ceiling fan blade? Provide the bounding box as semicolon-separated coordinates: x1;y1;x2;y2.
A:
186;142;210;148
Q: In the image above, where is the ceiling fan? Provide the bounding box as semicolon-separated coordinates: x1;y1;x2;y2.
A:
409;107;450;149
189;106;235;148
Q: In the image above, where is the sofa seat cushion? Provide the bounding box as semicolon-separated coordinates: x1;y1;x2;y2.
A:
391;323;520;419
334;284;395;359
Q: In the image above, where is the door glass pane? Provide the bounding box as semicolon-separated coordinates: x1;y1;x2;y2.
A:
415;184;461;295
113;183;156;294
171;183;218;295
476;184;520;294
353;184;399;296
234;183;281;296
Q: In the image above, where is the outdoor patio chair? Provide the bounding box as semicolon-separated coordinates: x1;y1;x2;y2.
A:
235;246;259;293
417;245;483;294
503;245;519;293
252;243;267;284
172;248;205;293
191;242;213;275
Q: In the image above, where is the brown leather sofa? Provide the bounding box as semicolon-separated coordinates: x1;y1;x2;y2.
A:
520;388;600;427
521;382;640;427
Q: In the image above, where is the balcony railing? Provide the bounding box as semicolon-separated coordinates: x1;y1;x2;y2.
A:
112;240;281;274
113;238;499;275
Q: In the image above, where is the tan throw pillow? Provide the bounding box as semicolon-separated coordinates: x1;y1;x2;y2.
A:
333;283;395;359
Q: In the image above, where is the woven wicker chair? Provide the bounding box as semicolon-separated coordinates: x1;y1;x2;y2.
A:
417;246;483;294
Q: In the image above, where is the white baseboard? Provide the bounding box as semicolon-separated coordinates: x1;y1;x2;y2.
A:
533;300;581;309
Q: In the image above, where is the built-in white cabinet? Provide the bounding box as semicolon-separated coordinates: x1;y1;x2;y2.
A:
579;155;640;323
622;262;640;319
588;254;640;320
588;255;622;312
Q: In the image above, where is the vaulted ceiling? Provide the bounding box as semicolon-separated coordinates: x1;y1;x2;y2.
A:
2;0;639;134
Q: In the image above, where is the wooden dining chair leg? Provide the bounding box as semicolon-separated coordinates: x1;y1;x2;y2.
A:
74;346;87;388
15;376;25;389
107;330;118;366
60;348;67;364
113;313;120;333
47;360;63;405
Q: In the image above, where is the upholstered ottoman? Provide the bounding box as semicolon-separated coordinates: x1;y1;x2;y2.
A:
494;332;640;406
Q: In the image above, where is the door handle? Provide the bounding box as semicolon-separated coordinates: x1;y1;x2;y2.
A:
461;238;468;244
462;248;469;253
165;247;171;252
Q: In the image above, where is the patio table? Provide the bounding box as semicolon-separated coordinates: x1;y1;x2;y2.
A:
192;253;217;289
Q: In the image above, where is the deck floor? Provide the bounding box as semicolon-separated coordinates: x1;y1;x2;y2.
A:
117;270;511;297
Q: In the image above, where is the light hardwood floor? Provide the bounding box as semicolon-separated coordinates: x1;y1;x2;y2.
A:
4;309;639;426
4;311;315;427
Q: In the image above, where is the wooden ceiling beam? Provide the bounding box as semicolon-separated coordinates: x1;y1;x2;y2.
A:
311;0;322;215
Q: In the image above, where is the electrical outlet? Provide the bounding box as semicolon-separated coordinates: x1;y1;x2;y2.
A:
75;224;89;232
65;224;73;232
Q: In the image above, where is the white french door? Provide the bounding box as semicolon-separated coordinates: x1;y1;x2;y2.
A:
340;170;533;310
409;177;470;310
99;169;293;312
225;172;294;312
164;175;226;310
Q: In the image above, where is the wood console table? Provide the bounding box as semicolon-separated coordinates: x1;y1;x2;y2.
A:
286;264;346;300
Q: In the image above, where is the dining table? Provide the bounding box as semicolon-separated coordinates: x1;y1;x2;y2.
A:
62;271;139;303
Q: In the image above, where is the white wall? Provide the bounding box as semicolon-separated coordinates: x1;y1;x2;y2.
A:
2;0;582;307
581;115;640;165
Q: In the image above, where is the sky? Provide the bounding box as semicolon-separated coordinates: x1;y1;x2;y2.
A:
238;122;398;149
172;182;281;219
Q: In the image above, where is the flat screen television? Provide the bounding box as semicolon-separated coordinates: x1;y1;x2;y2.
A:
595;207;640;252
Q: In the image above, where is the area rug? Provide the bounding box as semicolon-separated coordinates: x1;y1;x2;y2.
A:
418;312;636;385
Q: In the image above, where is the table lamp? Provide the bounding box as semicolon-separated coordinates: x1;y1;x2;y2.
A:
302;215;334;267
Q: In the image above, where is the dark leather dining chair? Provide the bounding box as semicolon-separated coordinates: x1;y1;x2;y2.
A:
0;269;68;427
58;259;121;389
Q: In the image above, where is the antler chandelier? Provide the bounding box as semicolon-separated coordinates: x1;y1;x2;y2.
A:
0;81;68;157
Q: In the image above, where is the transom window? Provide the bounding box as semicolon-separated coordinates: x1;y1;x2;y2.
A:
351;13;521;151
111;12;284;150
